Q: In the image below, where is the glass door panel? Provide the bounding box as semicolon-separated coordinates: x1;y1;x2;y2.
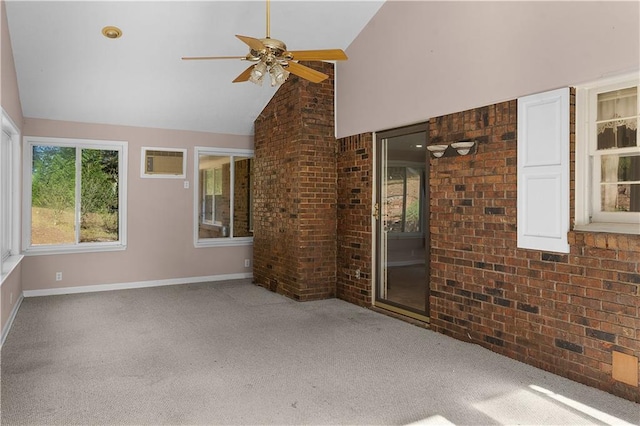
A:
375;125;429;319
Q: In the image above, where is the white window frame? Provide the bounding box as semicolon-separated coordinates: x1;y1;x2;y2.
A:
575;73;640;234
1;108;23;282
193;146;253;248
23;136;128;255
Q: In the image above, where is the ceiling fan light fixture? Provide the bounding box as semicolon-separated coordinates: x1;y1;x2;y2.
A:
269;62;289;87
181;0;346;85
249;61;268;85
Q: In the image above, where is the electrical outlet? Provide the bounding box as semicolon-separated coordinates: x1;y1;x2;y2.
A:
355;269;361;279
183;180;189;189
244;259;251;268
55;272;62;281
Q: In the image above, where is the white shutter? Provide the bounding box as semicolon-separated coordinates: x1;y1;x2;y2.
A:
517;87;570;253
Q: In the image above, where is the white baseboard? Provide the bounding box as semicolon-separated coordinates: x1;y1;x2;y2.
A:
22;273;253;298
1;292;24;347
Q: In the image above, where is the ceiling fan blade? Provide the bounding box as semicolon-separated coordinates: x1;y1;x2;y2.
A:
236;35;265;52
286;61;329;83
287;49;348;61
182;56;246;61
232;65;255;83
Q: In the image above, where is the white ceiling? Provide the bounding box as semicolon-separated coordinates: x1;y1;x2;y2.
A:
5;0;384;135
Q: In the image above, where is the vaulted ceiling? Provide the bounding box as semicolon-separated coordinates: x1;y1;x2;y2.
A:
5;1;384;135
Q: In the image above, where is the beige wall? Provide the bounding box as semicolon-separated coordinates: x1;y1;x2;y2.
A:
336;1;640;138
1;0;22;129
22;118;253;291
1;0;24;335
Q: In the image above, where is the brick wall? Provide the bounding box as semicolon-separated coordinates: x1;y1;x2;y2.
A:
234;158;252;237
428;98;640;402
221;162;231;232
252;66;639;401
253;62;337;301
336;133;374;306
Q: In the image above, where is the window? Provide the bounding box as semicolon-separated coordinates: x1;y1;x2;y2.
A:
1;109;21;277
24;137;128;254
194;147;253;246
576;74;640;234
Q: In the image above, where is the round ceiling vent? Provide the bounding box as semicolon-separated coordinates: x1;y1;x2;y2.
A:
102;26;122;39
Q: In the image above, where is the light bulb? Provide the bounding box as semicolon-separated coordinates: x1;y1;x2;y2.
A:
269;63;289;87
249;62;267;86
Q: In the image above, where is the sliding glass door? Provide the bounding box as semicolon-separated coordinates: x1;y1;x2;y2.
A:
375;124;429;320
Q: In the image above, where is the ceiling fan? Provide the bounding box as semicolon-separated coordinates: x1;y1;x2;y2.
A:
181;0;348;87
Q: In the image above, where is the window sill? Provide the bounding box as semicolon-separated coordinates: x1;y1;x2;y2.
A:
201;221;223;227
1;254;24;285
573;222;640;235
23;243;127;256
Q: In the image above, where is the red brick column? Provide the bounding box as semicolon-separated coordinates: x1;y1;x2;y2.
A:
253;62;337;301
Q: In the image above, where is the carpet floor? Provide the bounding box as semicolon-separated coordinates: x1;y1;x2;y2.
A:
1;279;638;425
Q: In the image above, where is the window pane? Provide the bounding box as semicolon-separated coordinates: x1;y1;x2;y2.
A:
601;155;640;212
601;154;639;183
598;87;637;121
31;145;76;245
597;118;637;149
601;184;640;212
234;157;253;237
80;149;119;242
198;155;231;238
